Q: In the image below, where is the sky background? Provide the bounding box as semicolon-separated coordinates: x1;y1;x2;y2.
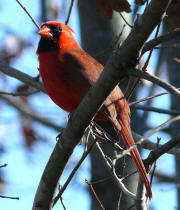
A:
0;0;177;209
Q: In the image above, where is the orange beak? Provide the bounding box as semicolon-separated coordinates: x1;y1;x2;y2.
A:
38;26;53;39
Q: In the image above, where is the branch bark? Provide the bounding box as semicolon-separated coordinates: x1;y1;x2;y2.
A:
143;28;180;54
0;62;44;92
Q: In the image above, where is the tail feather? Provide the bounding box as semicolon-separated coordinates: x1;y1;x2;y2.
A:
117;119;152;200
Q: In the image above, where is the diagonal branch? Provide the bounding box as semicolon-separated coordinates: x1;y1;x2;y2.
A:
127;68;180;98
144;134;180;169
0;62;44;92
142;28;180;54
0;94;62;132
133;132;180;156
116;116;180;161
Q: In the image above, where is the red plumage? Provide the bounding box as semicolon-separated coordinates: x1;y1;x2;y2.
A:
37;21;152;199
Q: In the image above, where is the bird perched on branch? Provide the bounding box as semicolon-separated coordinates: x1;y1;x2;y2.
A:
37;21;152;199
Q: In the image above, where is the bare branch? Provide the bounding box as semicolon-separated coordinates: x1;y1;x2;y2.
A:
133;132;180;156
53;137;97;206
116;116;180;160
119;13;133;28
0;62;45;92
127;68;180;98
144;134;180;168
58;186;67;210
129;88;180;106
85;178;105;210
143;28;180;54
131;104;180;116
95;142;137;200
65;0;74;25
0;195;19;200
0;90;39;97
0;164;8;168
0;94;62;132
16;0;40;29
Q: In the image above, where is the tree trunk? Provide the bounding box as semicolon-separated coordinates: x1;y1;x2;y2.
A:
78;0;143;209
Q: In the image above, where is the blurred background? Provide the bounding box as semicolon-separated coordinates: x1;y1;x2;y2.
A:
0;0;179;209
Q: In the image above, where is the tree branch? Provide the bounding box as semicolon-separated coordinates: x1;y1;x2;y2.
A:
133;132;180;156
116;116;180;161
144;134;180;169
0;94;62;132
0;62;44;92
142;28;180;54
131;104;180;116
127;68;180;98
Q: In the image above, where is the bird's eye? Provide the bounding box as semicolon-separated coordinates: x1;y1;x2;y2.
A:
57;26;62;32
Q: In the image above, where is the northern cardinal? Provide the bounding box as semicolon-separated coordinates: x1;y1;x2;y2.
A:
37;21;152;199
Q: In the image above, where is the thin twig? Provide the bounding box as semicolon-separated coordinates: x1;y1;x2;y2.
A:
154;45;180;49
85;179;105;210
131;104;180;116
0;164;7;168
121;171;137;182
150;137;161;186
0;90;39;97
53;137;98;206
142;28;180;54
116;115;180;160
96;142;137;200
127;68;180;98
65;0;74;25
58;185;67;210
0;195;19;200
126;22;161;101
133;132;180;156
120;13;133;28
142;23;161;71
90;176;112;185
117;156;126;210
129;88;180;106
16;0;40;29
93;25;126;57
0;94;62;132
144;134;180;168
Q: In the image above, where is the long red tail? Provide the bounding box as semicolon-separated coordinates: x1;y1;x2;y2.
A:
116;119;152;200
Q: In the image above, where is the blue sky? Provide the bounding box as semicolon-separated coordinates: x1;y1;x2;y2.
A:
0;0;177;209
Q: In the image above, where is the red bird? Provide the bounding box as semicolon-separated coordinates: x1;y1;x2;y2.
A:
37;21;152;199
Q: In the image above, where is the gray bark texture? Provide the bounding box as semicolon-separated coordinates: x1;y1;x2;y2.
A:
78;0;143;209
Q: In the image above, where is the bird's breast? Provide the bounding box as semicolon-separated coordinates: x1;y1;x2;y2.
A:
38;51;82;112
